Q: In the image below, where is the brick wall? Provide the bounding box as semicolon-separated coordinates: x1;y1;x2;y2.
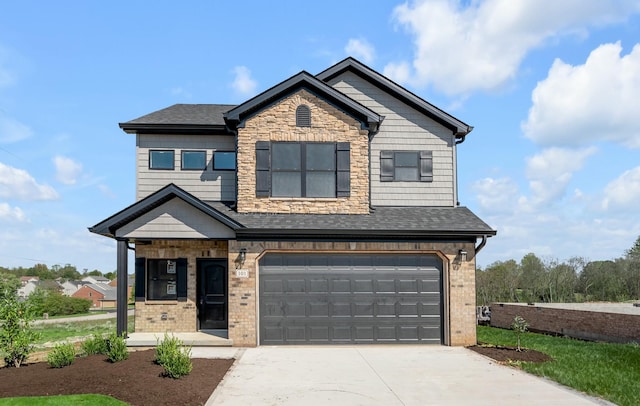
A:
490;303;640;343
134;240;228;333
72;285;104;308
228;240;478;347
236;89;370;215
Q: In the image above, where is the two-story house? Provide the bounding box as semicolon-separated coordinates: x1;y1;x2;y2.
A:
90;58;495;346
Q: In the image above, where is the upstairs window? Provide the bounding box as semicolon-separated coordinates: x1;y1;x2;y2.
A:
149;150;175;170
256;141;350;198
296;105;311;127
380;150;433;182
213;151;236;170
181;150;206;170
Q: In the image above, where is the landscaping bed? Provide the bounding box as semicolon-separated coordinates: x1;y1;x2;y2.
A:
468;344;553;363
0;350;234;406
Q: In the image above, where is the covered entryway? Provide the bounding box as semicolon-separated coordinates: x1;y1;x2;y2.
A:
259;253;443;345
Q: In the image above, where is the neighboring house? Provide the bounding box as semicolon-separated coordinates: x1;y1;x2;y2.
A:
90;58;496;346
72;283;117;308
108;277;133;301
17;278;62;299
82;275;111;285
60;280;86;296
17;278;39;299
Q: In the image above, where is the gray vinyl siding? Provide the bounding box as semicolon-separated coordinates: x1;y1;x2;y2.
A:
327;72;456;207
136;134;236;201
115;198;235;239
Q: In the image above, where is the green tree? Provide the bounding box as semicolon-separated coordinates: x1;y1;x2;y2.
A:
519;253;547;302
546;259;579;303
0;294;39;367
476;259;520;305
578;260;627;301
0;273;20;299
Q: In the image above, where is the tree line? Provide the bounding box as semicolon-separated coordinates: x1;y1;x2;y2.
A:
477;236;640;305
0;263;115;287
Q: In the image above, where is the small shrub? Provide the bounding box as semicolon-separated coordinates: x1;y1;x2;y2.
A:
106;333;128;363
155;333;181;365
47;342;76;368
511;315;529;352
81;334;109;356
155;334;192;379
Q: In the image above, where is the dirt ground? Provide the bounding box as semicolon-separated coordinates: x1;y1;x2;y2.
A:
0;350;234;406
468;344;553;363
0;345;551;405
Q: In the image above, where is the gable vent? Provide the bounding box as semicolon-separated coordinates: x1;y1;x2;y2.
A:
296;105;311;127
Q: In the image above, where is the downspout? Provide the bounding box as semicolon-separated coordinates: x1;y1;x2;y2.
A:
475;235;488;255
368;118;383;212
225;125;239;207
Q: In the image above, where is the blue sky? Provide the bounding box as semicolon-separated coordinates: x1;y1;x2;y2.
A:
1;0;640;272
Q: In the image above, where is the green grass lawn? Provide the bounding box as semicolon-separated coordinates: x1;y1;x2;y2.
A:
33;318;135;345
34;311;108;321
0;394;127;405
477;325;640;406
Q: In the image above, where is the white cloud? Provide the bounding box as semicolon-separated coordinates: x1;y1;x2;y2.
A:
388;0;640;96
345;38;376;64
230;66;257;96
0;202;26;222
0;162;58;201
53;155;82;185
523;147;596;206
523;42;640;148
602;166;640;210
0;115;32;143
472;177;519;213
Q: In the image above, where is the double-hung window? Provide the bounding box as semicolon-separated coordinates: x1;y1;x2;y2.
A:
256;141;350;198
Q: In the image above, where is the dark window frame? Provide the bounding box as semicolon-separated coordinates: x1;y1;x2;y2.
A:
271;142;336;198
181;150;207;170
146;259;178;301
380;150;433;182
213;151;237;171
149;150;175;170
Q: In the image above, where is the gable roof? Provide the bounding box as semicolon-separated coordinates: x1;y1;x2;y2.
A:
316;57;473;138
224;71;384;133
89;184;243;238
119;104;236;134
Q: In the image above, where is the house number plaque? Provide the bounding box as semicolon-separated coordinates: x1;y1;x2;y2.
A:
236;269;249;278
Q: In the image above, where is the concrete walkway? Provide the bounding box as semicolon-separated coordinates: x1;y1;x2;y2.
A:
203;346;612;406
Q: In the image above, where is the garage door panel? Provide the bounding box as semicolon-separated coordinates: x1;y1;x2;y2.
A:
260;254;442;345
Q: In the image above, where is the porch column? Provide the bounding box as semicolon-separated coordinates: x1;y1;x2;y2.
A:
116;238;129;337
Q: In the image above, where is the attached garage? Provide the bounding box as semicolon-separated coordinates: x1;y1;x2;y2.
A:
259;253;443;345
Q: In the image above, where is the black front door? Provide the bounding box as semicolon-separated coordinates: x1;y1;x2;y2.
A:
197;259;227;330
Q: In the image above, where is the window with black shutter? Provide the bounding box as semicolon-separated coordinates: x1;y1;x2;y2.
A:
255;141;350;198
380;150;433;182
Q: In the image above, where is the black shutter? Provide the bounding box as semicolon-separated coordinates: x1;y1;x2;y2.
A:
134;257;145;302
336;142;350;197
420;151;433;182
380;150;394;182
176;258;188;301
256;141;271;197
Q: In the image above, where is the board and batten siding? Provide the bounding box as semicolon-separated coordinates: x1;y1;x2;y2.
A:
327;72;457;207
136;134;236;201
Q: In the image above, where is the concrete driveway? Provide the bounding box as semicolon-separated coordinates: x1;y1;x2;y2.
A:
204;346;611;406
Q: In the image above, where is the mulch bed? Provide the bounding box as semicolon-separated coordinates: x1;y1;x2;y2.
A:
0;350;234;406
468;344;553;363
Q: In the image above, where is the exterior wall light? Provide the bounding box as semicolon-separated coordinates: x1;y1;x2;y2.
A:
235;248;247;269
459;249;468;262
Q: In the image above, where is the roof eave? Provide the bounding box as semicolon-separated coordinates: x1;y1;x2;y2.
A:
118;123;232;135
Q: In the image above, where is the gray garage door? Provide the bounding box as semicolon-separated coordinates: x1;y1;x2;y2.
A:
259;253;443;345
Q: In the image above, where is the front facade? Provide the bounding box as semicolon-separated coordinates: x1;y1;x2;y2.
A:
90;58;495;346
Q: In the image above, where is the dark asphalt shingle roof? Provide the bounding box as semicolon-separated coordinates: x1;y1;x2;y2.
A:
121;104;236;126
205;201;495;236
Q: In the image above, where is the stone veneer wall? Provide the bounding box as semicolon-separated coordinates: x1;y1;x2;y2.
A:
134;240;228;333
227;240;478;347
236;89;370;214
